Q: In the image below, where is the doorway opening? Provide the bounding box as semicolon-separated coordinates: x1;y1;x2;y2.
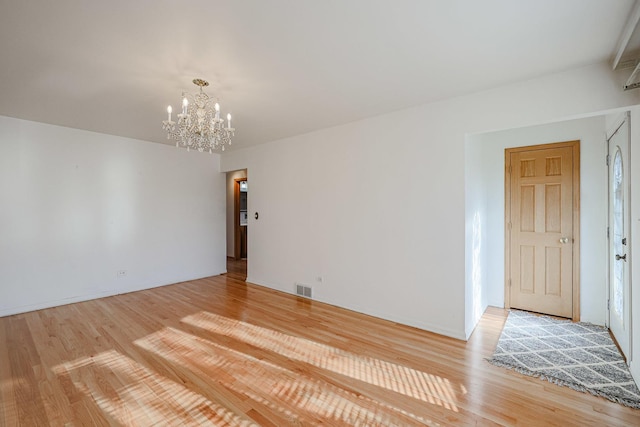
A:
226;169;247;281
465;115;624;339
235;178;248;260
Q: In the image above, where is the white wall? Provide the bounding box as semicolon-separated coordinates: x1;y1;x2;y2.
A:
222;62;640;341
226;169;247;257
467;116;608;329
0;116;227;316
464;134;491;334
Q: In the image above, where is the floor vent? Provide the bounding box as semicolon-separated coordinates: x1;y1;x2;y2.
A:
295;283;312;298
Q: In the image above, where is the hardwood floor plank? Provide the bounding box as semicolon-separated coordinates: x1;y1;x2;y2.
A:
4;316;50;426
0;318;18;427
0;265;639;426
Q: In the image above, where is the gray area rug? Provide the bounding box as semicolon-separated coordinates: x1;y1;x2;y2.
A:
487;310;640;409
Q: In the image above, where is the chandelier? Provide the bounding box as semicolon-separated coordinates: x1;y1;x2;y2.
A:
162;78;235;152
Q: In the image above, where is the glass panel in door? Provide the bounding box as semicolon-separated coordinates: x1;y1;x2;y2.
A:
612;149;623;323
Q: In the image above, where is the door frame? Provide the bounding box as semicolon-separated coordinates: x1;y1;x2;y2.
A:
233;177;247;260
504;140;581;321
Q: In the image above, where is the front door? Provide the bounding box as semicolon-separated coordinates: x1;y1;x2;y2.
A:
505;141;580;319
608;115;631;360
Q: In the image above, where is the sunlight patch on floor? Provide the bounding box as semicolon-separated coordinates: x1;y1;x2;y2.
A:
183;311;462;411
52;350;257;426
136;326;441;426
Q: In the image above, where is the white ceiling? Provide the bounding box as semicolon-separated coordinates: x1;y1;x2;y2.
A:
0;0;635;151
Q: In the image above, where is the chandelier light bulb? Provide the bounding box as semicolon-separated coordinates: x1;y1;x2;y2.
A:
227;113;231;128
167;105;172;121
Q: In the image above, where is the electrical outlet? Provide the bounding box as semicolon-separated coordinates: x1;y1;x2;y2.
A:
117;270;127;278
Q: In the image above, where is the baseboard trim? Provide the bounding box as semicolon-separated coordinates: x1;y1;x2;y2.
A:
0;291;115;318
0;271;225;318
245;277;467;341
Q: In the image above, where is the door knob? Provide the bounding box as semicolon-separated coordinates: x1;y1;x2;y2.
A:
559;237;570;244
616;254;627;261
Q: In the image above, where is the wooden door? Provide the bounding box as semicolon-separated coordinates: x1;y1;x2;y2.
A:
505;141;580;319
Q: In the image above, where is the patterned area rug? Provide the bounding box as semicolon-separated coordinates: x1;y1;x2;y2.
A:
487;310;640;409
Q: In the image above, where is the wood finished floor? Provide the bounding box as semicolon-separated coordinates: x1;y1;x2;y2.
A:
1;264;639;426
